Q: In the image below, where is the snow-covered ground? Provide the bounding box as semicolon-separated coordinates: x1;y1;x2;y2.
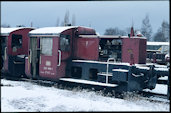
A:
143;84;168;95
1;79;170;112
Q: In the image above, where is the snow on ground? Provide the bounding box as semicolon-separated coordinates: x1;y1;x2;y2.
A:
143;84;168;95
1;79;170;112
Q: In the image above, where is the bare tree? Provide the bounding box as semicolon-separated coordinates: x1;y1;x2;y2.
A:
141;14;152;41
63;10;70;26
161;20;169;42
60;11;76;26
72;14;76;26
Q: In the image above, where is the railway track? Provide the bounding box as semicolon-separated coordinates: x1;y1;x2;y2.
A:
1;73;169;104
138;91;169;104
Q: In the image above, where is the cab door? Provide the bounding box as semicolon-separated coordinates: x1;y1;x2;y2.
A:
29;37;40;78
39;37;60;79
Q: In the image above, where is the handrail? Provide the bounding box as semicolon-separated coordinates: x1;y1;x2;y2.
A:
106;58;116;84
39;56;41;64
4;47;7;60
57;50;61;66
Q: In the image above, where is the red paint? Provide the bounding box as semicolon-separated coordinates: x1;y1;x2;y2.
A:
3;28;34;74
74;37;99;60
122;37;146;64
26;26;98;80
39;37;59;79
77;27;96;35
130;27;135;37
7;28;34;56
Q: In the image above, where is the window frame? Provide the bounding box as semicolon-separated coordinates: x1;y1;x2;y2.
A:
40;37;53;56
59;34;71;51
11;34;23;48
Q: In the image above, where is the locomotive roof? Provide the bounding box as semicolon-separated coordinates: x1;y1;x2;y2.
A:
29;26;78;37
1;27;34;36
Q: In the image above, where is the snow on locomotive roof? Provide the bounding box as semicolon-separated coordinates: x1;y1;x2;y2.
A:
29;26;77;36
147;41;169;46
1;27;24;36
1;27;34;36
29;26;95;36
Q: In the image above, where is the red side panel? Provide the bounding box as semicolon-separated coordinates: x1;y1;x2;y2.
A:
139;39;146;64
122;38;146;64
77;27;96;35
57;61;66;78
39;55;58;79
74;37;99;60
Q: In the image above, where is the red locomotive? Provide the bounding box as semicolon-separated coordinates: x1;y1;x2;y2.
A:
24;26;169;94
25;26;97;79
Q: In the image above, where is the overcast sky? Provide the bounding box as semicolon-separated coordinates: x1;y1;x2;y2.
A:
1;1;169;35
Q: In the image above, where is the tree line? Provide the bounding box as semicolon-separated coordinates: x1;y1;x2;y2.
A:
104;14;170;42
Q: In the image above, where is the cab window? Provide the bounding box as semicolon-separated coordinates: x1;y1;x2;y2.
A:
60;34;70;51
40;38;53;56
12;34;22;48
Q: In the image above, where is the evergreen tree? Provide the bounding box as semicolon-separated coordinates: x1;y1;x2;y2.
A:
56;17;60;27
72;14;76;26
153;20;170;42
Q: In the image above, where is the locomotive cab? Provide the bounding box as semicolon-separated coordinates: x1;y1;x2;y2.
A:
26;26;97;80
1;27;34;77
99;35;147;64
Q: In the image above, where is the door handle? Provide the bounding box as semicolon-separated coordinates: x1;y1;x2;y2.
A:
4;47;7;60
57;50;61;66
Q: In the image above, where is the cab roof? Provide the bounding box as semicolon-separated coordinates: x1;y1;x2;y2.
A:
29;26;78;37
1;27;34;36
